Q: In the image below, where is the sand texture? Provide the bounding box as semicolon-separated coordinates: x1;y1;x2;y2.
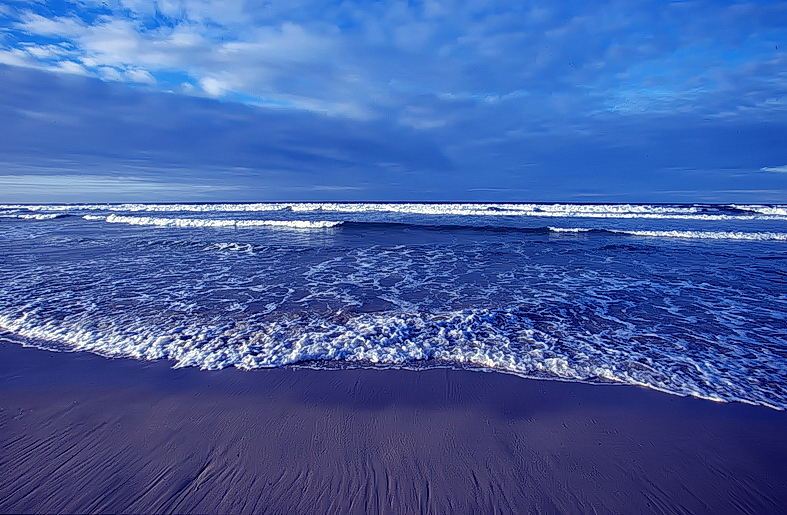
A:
1;340;786;514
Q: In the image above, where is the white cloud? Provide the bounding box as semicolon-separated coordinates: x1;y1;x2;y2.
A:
0;49;30;67
21;43;73;59
17;13;87;38
285;97;374;119
222;22;331;61
5;0;787;125
53;60;90;75
125;68;156;84
168;30;203;48
10;7;354;113
96;65;123;81
104;0;248;27
761;165;787;173
79;18;145;65
200;76;231;96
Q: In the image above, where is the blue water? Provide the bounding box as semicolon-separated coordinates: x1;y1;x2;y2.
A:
1;202;786;409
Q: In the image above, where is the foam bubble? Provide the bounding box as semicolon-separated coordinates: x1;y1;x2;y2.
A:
287;203;753;220
1;213;65;220
612;229;787;241
2;200;786;411
4;202;787;221
99;214;342;229
732;205;787;217
547;227;593;233
2;306;784;410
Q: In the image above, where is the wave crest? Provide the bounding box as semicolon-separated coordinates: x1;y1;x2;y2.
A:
3;202;786;221
91;214;343;229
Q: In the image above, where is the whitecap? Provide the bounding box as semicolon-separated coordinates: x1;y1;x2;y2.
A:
100;214;342;229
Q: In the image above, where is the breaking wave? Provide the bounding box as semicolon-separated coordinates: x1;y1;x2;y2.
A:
2;200;786;410
545;227;787;241
2;306;785;410
0;213;68;220
2;202;786;221
90;214;343;229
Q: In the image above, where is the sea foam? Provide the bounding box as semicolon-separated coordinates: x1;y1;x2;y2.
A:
93;214;342;229
612;229;787;241
1;213;66;220
2;306;784;410
2;201;786;410
3;202;786;221
546;226;787;241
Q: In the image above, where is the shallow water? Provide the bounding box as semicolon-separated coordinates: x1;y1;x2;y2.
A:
2;202;786;408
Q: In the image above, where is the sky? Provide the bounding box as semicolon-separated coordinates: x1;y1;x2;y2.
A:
0;0;785;203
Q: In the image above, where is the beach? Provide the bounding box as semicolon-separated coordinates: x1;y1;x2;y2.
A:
2;339;786;514
4;0;787;507
2;202;787;513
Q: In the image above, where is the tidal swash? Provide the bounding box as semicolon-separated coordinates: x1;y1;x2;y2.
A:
2;202;786;409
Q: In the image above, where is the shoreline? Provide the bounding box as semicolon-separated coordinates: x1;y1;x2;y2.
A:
2;339;787;514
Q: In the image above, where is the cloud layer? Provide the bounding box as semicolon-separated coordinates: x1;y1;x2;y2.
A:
0;1;785;201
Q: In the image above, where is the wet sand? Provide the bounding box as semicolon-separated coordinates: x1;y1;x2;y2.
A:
1;339;786;514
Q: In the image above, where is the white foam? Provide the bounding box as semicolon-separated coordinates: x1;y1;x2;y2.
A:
98;214;342;229
4;202;787;221
732;205;787;217
287;202;744;220
2;307;783;410
612;229;787;241
206;242;255;253
548;227;593;233
1;213;64;220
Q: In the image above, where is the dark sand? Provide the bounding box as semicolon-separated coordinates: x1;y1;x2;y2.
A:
1;339;786;514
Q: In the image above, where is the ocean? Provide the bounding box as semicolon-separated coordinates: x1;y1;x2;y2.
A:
1;202;786;409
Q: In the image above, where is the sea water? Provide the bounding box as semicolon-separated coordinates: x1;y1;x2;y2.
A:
1;202;786;409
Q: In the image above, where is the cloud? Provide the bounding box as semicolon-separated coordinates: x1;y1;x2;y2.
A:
0;49;29;67
16;12;87;38
0;174;235;203
1;2;786;202
0;64;454;201
125;67;156;84
200;76;229;96
3;62;786;203
1;0;783;126
761;165;787;173
20;43;73;60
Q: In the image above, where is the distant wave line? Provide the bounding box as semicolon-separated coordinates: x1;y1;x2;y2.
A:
611;229;787;241
3;202;786;220
547;226;787;240
91;214;343;229
0;213;68;220
83;214;787;240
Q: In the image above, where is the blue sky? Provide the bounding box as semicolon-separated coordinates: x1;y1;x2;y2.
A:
0;0;785;202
